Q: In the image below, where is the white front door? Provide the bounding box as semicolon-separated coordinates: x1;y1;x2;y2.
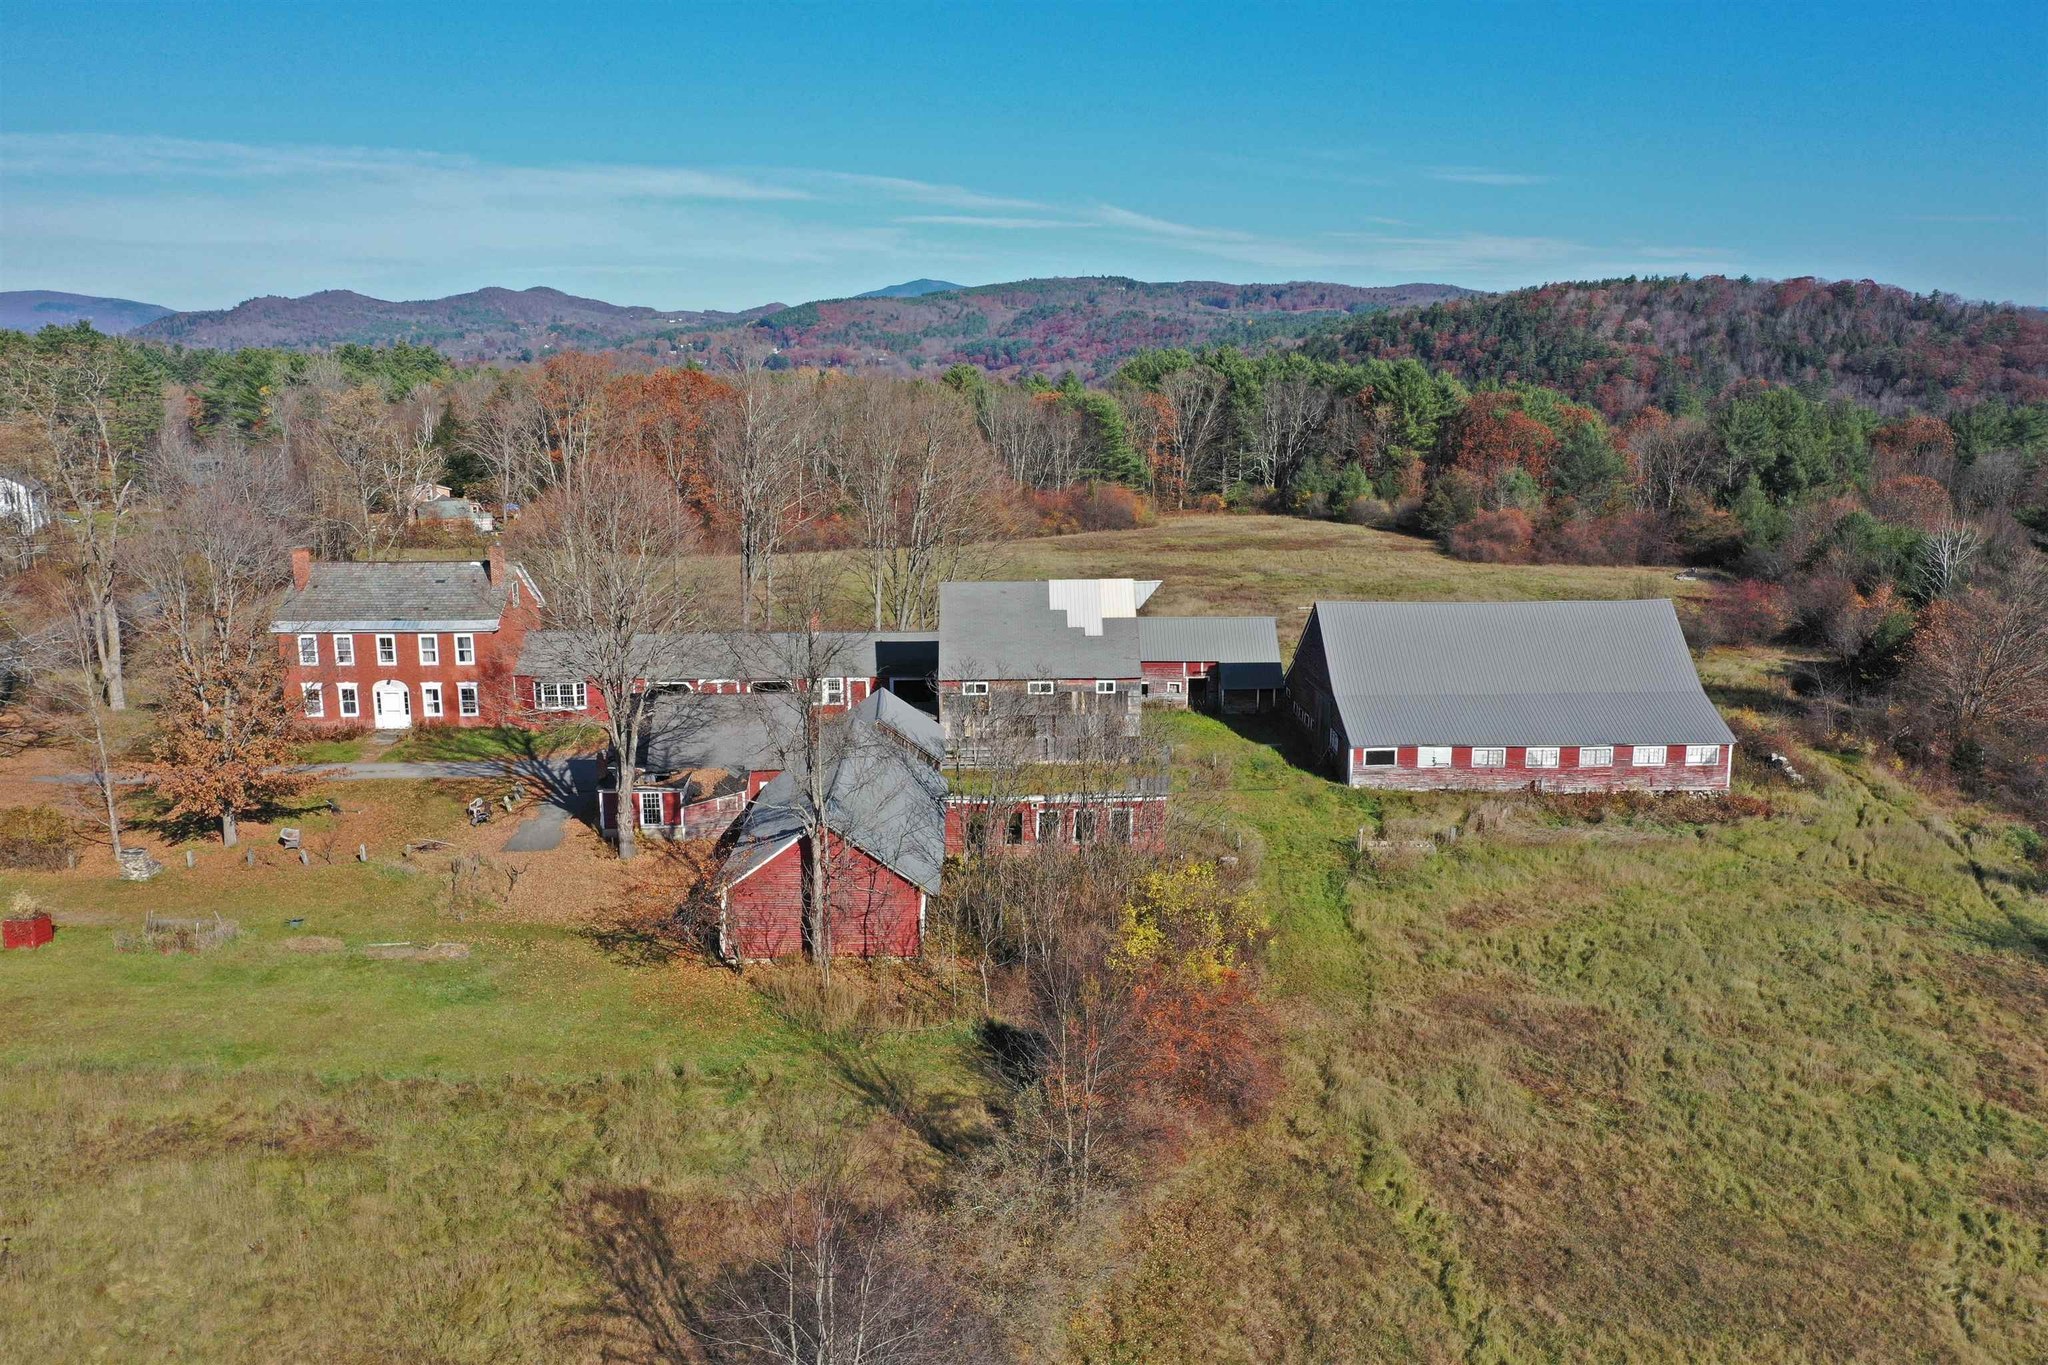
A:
371;680;411;729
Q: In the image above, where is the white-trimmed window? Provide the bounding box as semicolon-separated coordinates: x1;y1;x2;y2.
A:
1167;680;1184;694
453;633;474;666
1416;746;1453;768
1472;747;1507;767
535;681;588;712
1632;745;1666;767
421;683;444;719
418;634;439;666
337;683;360;719
1685;745;1720;767
1526;746;1561;769
638;790;665;826
817;676;845;705
1579;745;1613;767
1094;679;1118;695
296;634;319;666
300;682;324;717
334;634;355;666
457;682;480;718
376;634;397;665
1027;679;1054;695
1036;807;1062;842
1110;807;1135;844
1073;808;1100;844
1361;747;1398;767
960;681;989;696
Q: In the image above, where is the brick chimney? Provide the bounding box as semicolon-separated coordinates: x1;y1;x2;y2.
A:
485;545;507;586
290;547;312;591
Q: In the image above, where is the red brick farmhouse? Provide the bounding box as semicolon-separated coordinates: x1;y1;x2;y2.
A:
272;548;541;729
1285;599;1734;792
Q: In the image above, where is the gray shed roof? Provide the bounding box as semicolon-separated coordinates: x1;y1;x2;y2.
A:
938;581;1141;680
636;695;805;776
1136;615;1281;665
518;629;936;682
854;688;946;763
720;701;947;894
1300;599;1733;747
271;559;520;632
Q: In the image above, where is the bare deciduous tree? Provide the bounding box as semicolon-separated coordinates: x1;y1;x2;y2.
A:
709;374;820;629
510;460;702;860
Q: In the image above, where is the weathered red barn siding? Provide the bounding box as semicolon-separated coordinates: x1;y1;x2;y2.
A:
722;839;807;960
1142;660;1192;702
721;834;924;961
1345;744;1733;793
944;795;1168;852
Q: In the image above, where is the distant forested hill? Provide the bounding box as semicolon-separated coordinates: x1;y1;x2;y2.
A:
129;277;1474;374
133;286;778;359
0;290;174;335
1305;276;2048;419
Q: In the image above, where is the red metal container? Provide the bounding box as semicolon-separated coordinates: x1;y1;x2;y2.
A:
2;912;54;950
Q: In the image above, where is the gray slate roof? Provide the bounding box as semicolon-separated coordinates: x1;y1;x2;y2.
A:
518;629;937;682
720;692;947;894
271;560;515;631
1300;599;1733;747
635;695;806;776
1136;615;1281;666
938;581;1141;680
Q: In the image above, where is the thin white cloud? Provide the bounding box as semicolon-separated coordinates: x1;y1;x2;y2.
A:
1092;205;1257;244
1427;165;1552;186
898;214;1091;229
807;171;1048;212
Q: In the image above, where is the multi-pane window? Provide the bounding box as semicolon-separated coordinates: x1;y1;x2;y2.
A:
421;683;443;719
453;633;474;665
301;682;323;717
1632;745;1666;767
1685;745;1720;766
418;635;439;666
1526;747;1561;768
1073;808;1099;844
297;634;319;666
376;634;397;665
337;684;360;719
817;677;845;705
1361;748;1398;767
1026;680;1054;695
1110;807;1135;844
1579;746;1613;767
1166;681;1183;694
1035;808;1062;843
1472;747;1507;767
960;681;989;696
638;790;664;826
458;683;480;717
334;634;355;666
1416;746;1453;768
1094;680;1117;695
535;681;587;711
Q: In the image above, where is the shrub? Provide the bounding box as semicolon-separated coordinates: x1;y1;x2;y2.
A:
1446;508;1535;563
1343;496;1393;528
0;805;76;870
1028;482;1155;535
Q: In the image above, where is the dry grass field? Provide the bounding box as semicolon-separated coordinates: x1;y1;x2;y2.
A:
1;514;2042;1361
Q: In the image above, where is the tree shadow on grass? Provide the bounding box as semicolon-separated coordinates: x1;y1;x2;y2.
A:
819;1034;992;1159
570;1185;721;1365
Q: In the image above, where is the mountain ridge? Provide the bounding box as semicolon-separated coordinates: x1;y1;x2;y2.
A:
0;290;175;335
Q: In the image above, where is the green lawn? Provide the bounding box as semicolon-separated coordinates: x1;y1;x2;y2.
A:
1070;703;2048;1362
378;722;603;764
0;848;975;1363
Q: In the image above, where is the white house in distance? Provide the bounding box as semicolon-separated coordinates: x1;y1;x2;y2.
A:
0;472;51;537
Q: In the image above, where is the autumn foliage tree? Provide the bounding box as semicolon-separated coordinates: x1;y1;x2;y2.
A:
142;648;308;847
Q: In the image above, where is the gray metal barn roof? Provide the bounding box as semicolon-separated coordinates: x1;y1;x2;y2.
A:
271;560;519;632
1136;615;1281;666
938;581;1141;680
720;695;948;894
1300;599;1733;747
518;629;937;682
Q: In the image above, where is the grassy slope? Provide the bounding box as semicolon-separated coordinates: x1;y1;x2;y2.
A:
2;514;2042;1361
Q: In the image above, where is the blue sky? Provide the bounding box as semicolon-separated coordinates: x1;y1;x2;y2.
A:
3;1;2043;310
